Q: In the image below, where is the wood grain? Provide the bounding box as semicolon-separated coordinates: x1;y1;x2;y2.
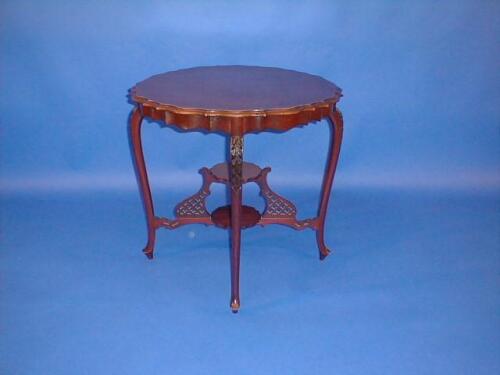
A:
131;65;342;135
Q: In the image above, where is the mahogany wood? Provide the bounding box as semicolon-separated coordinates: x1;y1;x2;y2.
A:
317;109;344;259
211;205;261;229
152;162;311;231
132;65;342;135
130;108;156;259
229;135;243;312
129;65;344;312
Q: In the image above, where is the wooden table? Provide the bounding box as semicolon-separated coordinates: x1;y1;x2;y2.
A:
129;66;343;312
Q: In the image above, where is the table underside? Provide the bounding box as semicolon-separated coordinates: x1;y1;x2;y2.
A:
130;104;343;312
155;162;318;231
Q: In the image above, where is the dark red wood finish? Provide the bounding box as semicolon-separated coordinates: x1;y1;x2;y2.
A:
229;134;243;312
130;108;156;259
317;110;344;259
131;65;341;135
211;205;261;229
129;66;343;312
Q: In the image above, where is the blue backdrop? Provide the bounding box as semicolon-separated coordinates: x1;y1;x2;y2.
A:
1;1;499;374
1;0;499;191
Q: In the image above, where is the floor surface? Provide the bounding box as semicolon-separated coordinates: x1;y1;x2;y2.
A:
1;188;499;374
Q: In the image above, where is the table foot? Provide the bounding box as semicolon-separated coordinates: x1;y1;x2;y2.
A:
318;246;331;260
316;225;331;260
143;247;154;259
230;298;241;313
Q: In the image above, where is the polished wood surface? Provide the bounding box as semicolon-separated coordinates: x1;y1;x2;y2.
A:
211;205;261;229
131;65;342;135
129;66;344;312
133;65;341;111
130;108;156;259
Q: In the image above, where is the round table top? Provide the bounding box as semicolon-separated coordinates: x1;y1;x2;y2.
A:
131;65;342;134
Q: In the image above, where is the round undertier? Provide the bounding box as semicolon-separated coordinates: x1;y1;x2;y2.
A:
211;205;261;229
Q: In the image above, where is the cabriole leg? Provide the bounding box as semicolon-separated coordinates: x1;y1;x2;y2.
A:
130;107;157;259
229;135;243;312
316;107;344;260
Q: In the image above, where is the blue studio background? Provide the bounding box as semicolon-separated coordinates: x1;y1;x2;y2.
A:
1;1;499;374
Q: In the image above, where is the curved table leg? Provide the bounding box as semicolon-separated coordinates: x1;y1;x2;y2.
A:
229;135;243;312
316;106;344;260
130;107;156;259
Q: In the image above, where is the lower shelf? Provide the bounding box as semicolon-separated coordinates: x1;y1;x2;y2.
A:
211;205;261;229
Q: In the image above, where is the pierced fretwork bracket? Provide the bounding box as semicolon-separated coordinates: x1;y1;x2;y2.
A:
256;168;297;217
175;168;212;218
253;168;318;230
156;162;318;231
156;167;216;229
